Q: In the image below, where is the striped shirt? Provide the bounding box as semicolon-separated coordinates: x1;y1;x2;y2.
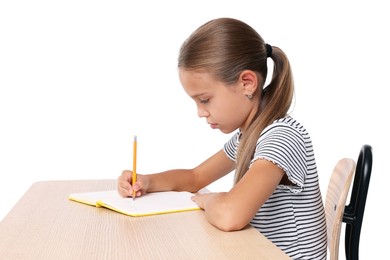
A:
223;116;327;259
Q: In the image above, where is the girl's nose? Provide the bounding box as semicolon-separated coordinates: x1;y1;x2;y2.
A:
197;107;209;118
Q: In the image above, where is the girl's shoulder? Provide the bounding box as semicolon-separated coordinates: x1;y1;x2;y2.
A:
259;116;311;146
265;116;308;135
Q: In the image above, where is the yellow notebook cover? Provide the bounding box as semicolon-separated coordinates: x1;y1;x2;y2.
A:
68;190;201;217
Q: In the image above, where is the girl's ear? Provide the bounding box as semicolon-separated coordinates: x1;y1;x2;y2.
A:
239;70;259;96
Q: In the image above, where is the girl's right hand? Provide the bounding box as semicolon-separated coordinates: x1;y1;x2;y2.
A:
117;170;148;198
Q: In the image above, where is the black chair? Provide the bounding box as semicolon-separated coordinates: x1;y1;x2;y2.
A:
342;144;373;260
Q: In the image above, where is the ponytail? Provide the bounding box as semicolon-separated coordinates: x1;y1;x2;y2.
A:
234;46;294;183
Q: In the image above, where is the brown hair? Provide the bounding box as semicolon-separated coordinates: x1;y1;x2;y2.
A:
178;18;294;183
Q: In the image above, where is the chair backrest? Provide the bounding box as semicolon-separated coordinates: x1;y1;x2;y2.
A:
342;144;373;260
325;144;373;260
325;158;356;260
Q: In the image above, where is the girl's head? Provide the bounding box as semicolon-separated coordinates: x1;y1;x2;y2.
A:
178;18;294;182
178;17;268;86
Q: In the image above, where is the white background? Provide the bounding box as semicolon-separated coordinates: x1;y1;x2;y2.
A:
0;1;388;259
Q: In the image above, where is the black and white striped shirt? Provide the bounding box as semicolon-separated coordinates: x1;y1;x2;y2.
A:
223;116;327;259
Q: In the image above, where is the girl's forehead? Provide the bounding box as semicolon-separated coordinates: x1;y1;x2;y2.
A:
179;70;217;94
179;69;213;82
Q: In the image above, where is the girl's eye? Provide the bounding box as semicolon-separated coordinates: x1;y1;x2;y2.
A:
200;98;209;104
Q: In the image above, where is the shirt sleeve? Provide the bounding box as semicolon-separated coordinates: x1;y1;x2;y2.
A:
251;124;307;192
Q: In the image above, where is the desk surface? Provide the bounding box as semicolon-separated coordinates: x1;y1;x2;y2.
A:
0;179;289;259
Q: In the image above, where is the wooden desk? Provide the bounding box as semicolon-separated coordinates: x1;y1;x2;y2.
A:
0;180;289;259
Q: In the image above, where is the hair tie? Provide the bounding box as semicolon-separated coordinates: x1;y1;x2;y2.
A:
265;43;272;58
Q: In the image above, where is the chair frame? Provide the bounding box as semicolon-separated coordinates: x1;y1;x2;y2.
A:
342;144;373;260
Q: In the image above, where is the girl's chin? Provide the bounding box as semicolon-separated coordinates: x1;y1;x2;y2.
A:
218;128;235;134
209;123;236;134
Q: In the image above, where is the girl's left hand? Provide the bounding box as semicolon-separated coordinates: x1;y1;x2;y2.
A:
191;192;217;209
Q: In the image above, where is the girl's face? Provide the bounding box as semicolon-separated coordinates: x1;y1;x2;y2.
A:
179;69;259;134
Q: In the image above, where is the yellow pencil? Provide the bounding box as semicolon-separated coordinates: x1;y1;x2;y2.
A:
132;135;137;199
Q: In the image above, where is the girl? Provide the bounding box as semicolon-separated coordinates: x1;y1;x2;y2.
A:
118;17;327;259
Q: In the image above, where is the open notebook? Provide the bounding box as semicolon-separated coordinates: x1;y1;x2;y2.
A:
68;190;201;217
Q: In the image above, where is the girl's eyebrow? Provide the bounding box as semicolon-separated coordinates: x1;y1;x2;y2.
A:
190;92;208;99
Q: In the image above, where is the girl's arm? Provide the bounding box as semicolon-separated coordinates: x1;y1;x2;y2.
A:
118;149;235;197
191;159;285;232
